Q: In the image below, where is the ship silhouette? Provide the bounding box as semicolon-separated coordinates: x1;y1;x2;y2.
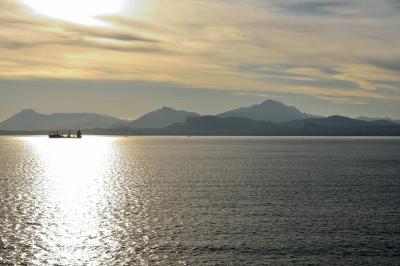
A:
49;130;82;139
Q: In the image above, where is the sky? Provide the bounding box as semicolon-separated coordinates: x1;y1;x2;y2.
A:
0;0;399;121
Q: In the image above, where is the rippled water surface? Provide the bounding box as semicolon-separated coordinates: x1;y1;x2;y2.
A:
0;136;399;265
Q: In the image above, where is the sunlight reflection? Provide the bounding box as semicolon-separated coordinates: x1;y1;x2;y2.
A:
22;136;120;263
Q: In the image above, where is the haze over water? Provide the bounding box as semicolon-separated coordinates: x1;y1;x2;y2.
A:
0;136;399;265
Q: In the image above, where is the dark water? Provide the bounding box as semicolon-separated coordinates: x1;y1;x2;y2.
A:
0;136;399;265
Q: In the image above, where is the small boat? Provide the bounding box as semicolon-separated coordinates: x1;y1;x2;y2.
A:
49;130;82;139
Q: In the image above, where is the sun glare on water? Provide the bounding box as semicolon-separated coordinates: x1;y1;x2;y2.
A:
21;0;128;25
21;136;123;263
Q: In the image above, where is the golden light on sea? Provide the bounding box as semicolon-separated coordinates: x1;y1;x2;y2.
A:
21;136;123;263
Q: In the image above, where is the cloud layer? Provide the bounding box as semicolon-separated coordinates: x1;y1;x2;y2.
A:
1;0;399;115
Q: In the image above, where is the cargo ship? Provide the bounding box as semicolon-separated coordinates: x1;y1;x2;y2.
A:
49;130;82;139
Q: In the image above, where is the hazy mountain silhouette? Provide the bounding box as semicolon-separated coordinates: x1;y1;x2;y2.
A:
0;109;128;131
1;100;399;135
2;112;400;136
150;115;400;136
164;116;277;135
217;100;317;122
125;107;200;129
282;115;395;128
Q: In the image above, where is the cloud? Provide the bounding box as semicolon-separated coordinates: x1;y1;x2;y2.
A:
0;0;399;111
368;59;400;72
277;1;348;16
64;25;159;43
269;0;400;17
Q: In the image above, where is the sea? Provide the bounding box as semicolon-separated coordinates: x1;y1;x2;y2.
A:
0;136;399;265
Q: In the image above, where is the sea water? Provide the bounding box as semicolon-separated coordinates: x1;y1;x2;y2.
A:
0;136;399;265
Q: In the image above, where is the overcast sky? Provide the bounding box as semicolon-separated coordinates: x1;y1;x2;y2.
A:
1;0;399;120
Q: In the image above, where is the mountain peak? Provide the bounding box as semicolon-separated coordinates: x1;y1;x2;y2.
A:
127;107;200;129
218;100;316;122
19;109;39;115
327;115;350;120
261;99;283;105
160;106;175;111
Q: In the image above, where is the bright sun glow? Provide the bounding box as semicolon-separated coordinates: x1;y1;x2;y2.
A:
21;0;127;25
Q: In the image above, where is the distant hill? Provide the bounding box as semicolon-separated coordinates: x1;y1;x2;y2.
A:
0;109;128;131
282;115;395;128
95;115;399;136
125;107;200;129
217;100;317;122
157;115;400;136
165;116;277;135
274;116;399;136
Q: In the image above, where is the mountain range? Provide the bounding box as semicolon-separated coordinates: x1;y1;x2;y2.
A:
159;115;400;136
124;107;199;129
0;109;128;131
0;100;399;136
